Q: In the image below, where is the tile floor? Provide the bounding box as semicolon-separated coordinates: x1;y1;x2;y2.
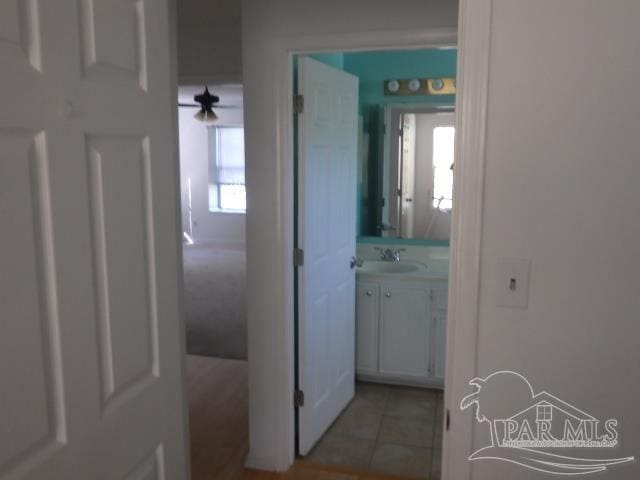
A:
306;382;444;479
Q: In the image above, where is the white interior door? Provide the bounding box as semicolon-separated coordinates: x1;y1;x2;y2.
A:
297;57;358;455
0;2;188;479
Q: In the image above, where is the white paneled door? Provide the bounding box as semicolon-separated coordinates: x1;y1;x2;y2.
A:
0;2;188;480
297;57;358;455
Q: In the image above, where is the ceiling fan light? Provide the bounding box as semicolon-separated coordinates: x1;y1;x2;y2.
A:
194;107;217;123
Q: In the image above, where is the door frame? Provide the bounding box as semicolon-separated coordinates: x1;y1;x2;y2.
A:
244;4;491;477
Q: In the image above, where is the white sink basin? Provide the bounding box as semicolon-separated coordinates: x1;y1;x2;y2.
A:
358;261;420;274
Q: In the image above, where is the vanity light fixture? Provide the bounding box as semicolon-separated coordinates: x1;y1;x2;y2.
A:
385;77;456;96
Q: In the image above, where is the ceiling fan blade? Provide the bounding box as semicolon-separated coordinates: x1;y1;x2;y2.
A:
178;102;241;109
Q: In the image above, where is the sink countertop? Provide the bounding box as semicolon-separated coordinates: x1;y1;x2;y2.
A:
356;260;448;282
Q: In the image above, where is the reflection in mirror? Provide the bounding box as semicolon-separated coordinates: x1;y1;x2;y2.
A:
375;107;454;241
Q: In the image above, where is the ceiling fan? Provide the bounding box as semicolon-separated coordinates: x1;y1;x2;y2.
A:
178;86;241;122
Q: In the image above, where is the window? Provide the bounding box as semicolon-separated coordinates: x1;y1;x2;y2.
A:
432;126;455;210
209;127;246;213
537;403;553;422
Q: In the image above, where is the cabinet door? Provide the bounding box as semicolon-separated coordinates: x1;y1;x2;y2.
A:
432;312;447;381
431;284;448;382
356;282;380;373
379;284;430;377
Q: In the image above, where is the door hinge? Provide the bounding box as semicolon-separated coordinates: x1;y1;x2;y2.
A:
294;247;304;267
294;389;305;407
446;408;451;431
294;94;304;114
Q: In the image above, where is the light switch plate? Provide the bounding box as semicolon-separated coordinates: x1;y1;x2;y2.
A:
495;257;531;309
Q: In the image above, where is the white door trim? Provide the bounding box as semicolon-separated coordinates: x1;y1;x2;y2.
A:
243;20;488;479
442;1;492;480
168;0;194;477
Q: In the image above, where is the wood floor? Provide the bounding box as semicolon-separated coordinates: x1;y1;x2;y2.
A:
186;355;437;480
245;461;434;480
186;355;249;480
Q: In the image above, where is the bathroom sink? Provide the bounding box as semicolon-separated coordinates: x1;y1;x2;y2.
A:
358;261;420;274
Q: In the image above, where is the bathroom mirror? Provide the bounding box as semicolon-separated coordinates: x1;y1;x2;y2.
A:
364;106;454;241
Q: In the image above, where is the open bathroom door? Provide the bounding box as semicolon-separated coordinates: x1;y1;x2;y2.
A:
297;57;359;454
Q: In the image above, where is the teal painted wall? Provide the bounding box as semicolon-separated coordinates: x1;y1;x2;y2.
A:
343;49;457;109
310;53;345;70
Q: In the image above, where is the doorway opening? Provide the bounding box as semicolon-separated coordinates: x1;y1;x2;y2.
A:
294;48;456;480
177;85;249;479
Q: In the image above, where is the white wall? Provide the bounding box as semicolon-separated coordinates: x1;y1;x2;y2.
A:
178;86;245;245
242;0;458;471
177;0;242;84
467;1;640;479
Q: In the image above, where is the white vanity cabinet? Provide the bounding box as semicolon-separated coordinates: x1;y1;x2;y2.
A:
355;277;447;388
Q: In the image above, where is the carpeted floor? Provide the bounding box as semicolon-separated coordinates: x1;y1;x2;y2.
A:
182;242;247;359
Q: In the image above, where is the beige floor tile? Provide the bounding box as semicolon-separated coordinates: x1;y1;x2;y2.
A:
369;443;431;479
433;393;444;449
435;392;444;418
307;385;443;478
384;388;437;419
307;431;376;470
378;415;435;448
330;402;383;441
354;382;391;413
433;421;443;450
431;448;442;480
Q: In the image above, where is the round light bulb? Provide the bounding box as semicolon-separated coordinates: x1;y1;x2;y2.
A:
431;79;445;91
408;79;421;92
387;80;400;93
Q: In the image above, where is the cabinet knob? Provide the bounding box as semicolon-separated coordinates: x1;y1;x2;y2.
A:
385;291;391;298
366;290;373;296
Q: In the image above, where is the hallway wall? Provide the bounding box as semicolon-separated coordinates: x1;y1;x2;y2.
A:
177;0;242;84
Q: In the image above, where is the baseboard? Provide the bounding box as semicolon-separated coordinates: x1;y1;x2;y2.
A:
357;372;444;390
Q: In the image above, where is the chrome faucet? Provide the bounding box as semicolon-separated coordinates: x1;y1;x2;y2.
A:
377;223;397;234
374;247;406;262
